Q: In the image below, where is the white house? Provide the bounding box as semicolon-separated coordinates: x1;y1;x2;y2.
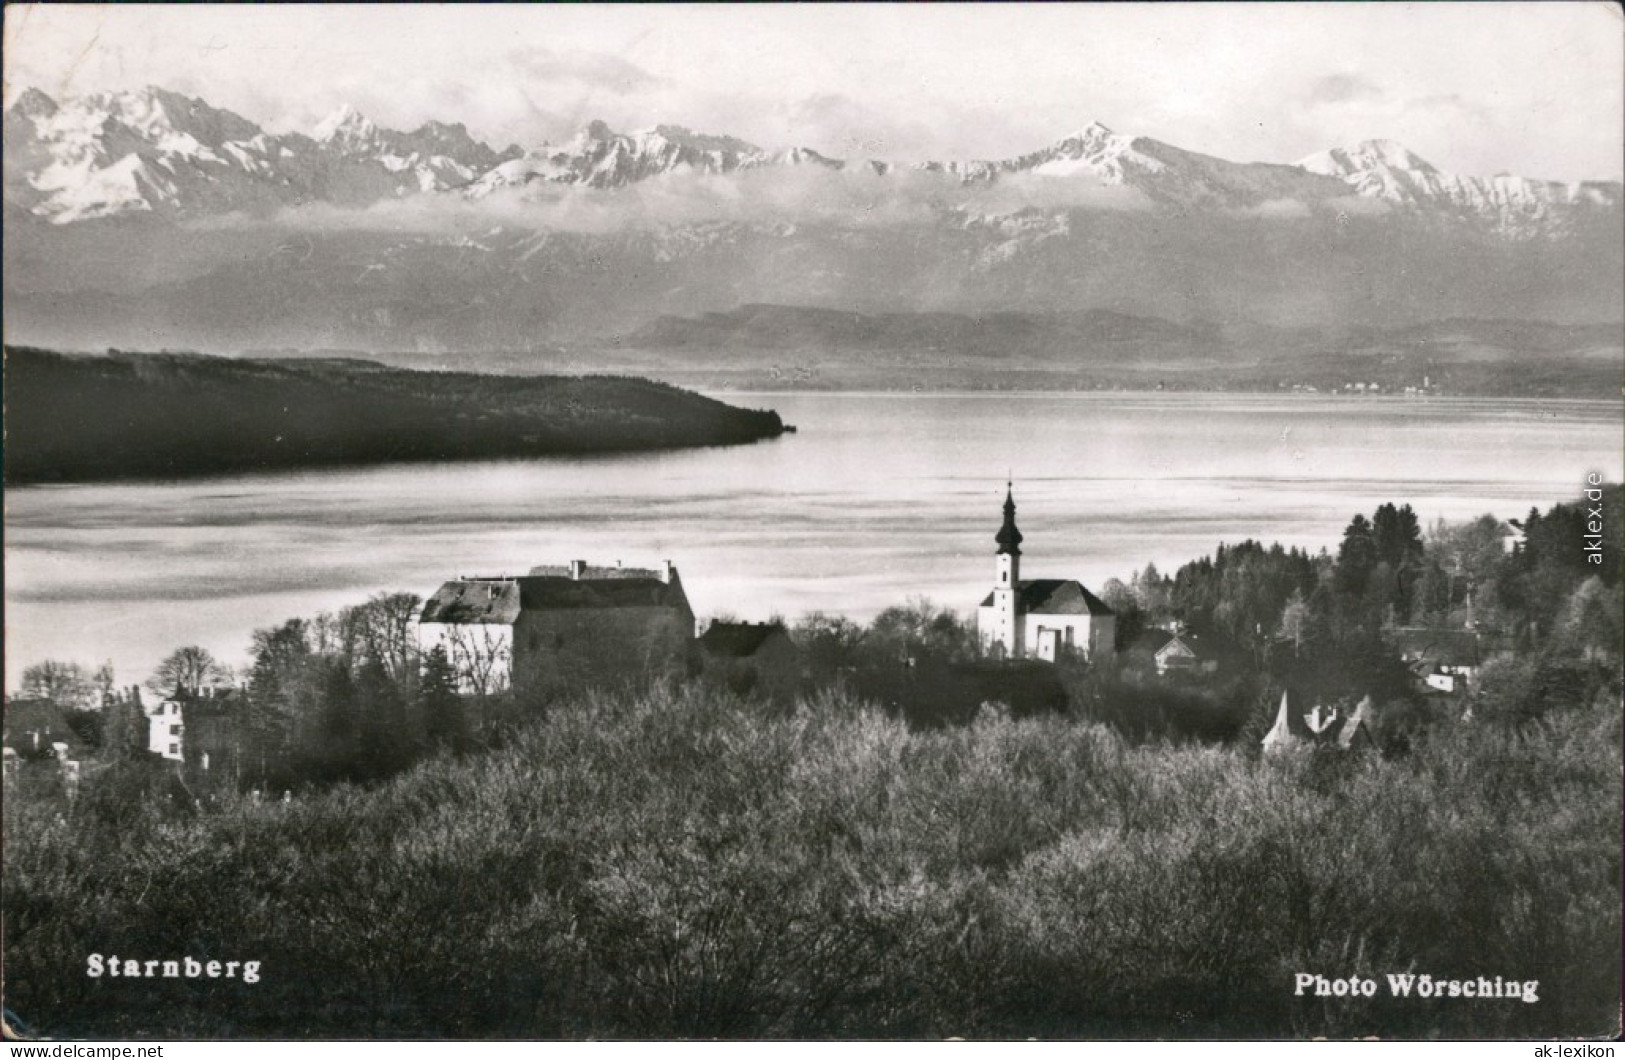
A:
145;695;185;761
976;485;1115;662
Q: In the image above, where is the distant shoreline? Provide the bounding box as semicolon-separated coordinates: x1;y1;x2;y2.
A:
234;351;1622;402
696;388;1625;406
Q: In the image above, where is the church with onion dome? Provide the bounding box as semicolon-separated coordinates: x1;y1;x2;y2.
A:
976;484;1116;663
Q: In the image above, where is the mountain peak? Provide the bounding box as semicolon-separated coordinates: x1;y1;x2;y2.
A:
641;123;761;156
1351;139;1433;169
1301;139;1436;177
8;86;59;120
1043;120;1127;160
314;103;378;143
556;119;620;155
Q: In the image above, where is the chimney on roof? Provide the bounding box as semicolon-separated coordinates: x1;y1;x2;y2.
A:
569;559;587;580
661;559;675;584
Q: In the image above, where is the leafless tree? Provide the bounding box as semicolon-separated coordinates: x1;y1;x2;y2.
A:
148;645;233;697
439;625;512;697
19;659;100;708
343;592;423;686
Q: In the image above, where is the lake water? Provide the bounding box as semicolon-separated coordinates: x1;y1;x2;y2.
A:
5;392;1621;689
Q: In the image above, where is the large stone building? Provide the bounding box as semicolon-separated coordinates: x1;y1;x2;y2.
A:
419;560;695;695
976;486;1115;662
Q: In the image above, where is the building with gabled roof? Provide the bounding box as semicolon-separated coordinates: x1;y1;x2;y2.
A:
1387;627;1494;695
419;560;694;696
976;485;1114;662
3;696;88;759
1131;625;1233;675
699;620;791;660
1262;690;1376;755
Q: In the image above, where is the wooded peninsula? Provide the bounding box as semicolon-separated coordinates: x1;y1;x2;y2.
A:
4;346;787;483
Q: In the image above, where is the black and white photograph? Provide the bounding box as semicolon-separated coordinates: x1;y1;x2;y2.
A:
2;2;1621;1042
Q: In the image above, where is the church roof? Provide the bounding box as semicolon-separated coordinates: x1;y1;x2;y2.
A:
979;579;1115;616
995;485;1024;555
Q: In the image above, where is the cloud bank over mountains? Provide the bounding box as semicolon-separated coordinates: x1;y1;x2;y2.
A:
3;83;1620;355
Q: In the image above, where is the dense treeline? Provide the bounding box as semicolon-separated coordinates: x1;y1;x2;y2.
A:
55;594;479;793
5;681;1617;1038
1097;488;1622;737
4;346;785;483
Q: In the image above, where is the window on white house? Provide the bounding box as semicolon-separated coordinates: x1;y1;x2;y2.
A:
170;723;182;735
168;743;179;755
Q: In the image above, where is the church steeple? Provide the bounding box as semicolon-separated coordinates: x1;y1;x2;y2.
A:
995;482;1023;555
990;482;1023;658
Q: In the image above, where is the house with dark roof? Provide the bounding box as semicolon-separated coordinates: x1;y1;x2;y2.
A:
976;486;1114;662
698;620;800;701
1386;627;1489;695
161;688;250;784
419;560;694;696
2;696;88;759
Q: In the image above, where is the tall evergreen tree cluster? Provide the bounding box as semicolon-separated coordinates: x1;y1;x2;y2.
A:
1123;487;1621;720
236;592;466;788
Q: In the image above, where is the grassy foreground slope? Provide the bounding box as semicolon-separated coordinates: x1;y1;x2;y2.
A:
4;346;785;483
4;685;1617;1039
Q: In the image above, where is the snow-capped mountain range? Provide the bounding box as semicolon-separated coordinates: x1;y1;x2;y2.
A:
6;84;1619;238
6;84;1621;356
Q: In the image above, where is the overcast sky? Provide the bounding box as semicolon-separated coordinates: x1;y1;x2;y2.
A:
4;3;1621;180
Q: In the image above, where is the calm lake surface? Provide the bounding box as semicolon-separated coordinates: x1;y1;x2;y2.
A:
6;392;1621;688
